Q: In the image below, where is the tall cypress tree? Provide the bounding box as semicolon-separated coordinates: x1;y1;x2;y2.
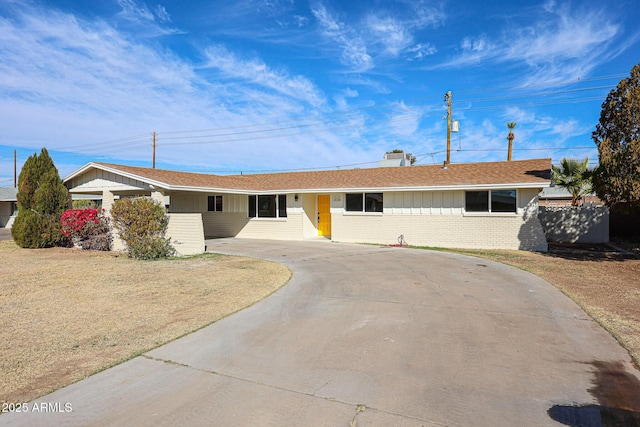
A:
12;148;70;248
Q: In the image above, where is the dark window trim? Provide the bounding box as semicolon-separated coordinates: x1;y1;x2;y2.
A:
247;194;288;218
345;192;383;213
208;195;223;212
465;189;517;213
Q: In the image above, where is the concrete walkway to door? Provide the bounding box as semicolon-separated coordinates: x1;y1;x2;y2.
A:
4;239;639;426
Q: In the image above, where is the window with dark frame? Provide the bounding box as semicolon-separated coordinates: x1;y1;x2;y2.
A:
465;191;489;212
365;193;383;212
346;193;363;212
465;190;516;213
278;194;287;218
248;195;256;217
346;193;383;212
491;190;516;212
247;194;287;218
208;195;223;212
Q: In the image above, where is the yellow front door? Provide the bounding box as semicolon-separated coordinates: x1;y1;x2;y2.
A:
317;195;331;237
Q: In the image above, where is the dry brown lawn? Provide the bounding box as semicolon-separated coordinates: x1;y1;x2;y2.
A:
452;244;640;367
2;238;639;406
0;241;291;404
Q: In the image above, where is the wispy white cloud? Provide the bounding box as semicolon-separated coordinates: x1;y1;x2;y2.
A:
407;43;437;61
440;3;623;85
388;101;421;137
116;0;179;36
333;88;359;110
155;5;171;23
117;0;155;22
0;3;337;173
409;0;446;28
365;14;413;57
202;45;325;108
311;1;443;71
311;3;373;71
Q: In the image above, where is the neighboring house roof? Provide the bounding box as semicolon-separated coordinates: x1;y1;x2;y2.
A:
65;158;552;194
0;187;18;201
539;185;597;199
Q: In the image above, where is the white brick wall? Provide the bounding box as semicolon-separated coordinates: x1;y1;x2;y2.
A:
166;213;205;256
172;188;548;251
236;213;303;240
331;189;548;251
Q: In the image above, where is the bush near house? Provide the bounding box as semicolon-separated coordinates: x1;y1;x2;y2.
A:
60;208;112;251
12;148;70;248
110;197;175;260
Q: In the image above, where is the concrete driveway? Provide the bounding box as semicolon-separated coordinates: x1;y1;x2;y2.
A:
4;239;639;426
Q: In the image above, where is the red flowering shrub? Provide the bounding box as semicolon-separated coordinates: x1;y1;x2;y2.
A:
60;208;112;251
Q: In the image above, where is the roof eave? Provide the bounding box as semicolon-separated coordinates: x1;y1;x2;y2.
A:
220;182;551;194
64;162;171;190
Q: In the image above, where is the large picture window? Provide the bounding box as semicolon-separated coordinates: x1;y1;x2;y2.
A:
248;194;287;218
491;190;517;212
346;193;383;213
465;190;516;213
465;191;488;212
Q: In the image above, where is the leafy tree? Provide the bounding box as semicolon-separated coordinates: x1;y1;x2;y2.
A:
12;148;70;248
592;62;640;211
552;157;593;206
110;197;174;260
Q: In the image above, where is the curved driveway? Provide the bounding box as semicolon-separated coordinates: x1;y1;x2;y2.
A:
6;239;639;426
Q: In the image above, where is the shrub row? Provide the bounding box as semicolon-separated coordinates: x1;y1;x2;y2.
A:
60;208;112;251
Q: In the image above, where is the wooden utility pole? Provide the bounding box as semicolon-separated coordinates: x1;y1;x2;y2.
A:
152;132;157;169
14;150;17;187
444;91;452;165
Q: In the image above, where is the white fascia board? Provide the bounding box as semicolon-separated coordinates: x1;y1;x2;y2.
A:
63;162;100;182
162;185;253;194
64;163;170;190
248;182;550;194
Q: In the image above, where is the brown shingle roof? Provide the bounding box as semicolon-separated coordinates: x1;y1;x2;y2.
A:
93;158;551;192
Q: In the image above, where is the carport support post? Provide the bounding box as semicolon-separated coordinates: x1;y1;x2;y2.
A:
102;189;115;214
101;190;126;252
150;189;165;209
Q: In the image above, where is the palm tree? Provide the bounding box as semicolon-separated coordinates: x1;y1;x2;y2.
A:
551;157;593;206
507;122;516;161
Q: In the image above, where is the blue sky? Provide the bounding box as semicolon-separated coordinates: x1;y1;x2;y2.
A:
1;0;639;184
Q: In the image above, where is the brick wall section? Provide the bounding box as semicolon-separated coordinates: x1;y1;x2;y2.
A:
203;212;250;237
332;212;547;250
235;213;303;240
166;213;205;256
184;188;548;251
331;189;548;251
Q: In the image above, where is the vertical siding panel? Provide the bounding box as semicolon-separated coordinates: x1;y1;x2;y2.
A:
412;191;422;214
